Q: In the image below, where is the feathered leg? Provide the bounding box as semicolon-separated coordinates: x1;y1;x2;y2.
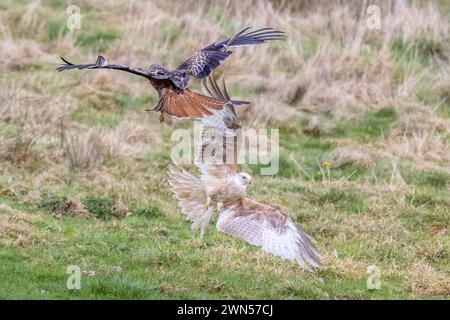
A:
202;195;211;211
215;202;223;214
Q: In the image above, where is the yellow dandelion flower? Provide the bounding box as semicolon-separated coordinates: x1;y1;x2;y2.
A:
323;161;332;168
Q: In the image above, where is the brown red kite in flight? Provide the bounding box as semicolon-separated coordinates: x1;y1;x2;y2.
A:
57;27;284;121
168;76;322;271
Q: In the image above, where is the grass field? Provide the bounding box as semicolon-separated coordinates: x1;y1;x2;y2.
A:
0;0;449;299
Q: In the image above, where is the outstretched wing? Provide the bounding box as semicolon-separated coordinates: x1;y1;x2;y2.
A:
195;76;247;180
176;27;286;79
217;197;322;270
57;55;152;79
167;165;213;238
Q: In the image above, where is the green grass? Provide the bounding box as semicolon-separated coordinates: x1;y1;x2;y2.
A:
80;196;116;220
46;19;70;42
159;22;183;45
309;188;367;214
0;207;427;299
133;206;164;218
76;29;121;52
403;170;450;189
330;107;398;142
301;38;318;61
115;94;158;111
70;104;124;129
5;143;447;299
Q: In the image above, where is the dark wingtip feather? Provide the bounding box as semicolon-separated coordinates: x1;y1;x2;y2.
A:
60;56;74;65
230;99;250;106
226;27;286;47
56;57;74;72
240;27;286;37
231;27;253;40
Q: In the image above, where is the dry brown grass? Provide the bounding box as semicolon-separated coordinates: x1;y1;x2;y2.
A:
0;204;41;247
325;146;374;169
0;0;448;299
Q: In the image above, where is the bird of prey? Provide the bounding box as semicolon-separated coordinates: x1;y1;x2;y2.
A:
168;76;322;270
56;27;284;121
57;55;248;122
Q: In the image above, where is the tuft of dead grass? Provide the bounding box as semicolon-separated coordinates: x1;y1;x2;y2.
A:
0;204;40;247
63;122;152;170
408;261;450;297
324;146;374;169
64;126;116;170
0;39;53;71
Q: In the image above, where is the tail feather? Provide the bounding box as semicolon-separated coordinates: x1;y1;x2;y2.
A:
192;207;214;238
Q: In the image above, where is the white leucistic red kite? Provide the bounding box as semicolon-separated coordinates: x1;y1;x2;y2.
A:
168;76;322;271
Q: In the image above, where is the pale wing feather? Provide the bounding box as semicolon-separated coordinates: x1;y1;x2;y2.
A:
195;105;240;180
216;197;322;270
195;76;241;180
168;165;213;237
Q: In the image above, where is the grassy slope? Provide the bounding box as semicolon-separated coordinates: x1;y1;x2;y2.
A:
0;0;449;299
